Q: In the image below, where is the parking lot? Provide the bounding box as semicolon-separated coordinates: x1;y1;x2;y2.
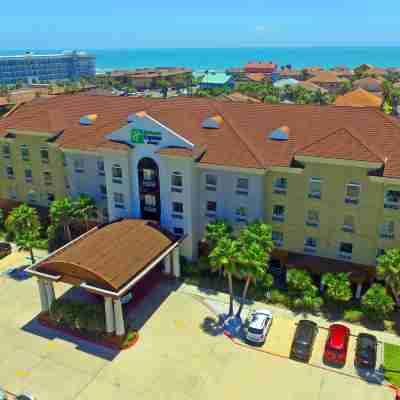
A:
239;314;384;379
0;249;395;400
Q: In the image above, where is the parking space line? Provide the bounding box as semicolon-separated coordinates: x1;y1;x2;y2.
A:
224;331;367;382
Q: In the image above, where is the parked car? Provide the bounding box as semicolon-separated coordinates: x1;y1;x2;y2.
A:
323;324;350;366
290;320;318;362
245;309;273;344
355;333;377;369
0;242;11;259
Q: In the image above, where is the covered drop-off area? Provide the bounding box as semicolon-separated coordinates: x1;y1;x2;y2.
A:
27;219;183;337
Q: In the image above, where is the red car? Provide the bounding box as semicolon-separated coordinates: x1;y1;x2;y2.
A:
323;324;350;366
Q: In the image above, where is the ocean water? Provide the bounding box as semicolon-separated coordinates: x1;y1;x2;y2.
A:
1;47;400;71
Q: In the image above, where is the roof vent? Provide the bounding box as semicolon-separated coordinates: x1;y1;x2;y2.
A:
202;115;223;129
80;114;98;125
269;126;290;141
128;111;147;123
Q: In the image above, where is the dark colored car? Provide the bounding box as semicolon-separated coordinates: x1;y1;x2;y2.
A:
323;324;350;367
355;333;377;369
290;320;318;362
0;242;12;259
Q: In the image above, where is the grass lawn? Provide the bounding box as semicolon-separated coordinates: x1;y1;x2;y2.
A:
385;343;400;386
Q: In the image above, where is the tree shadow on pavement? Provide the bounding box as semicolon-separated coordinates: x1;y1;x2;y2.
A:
200;316;225;337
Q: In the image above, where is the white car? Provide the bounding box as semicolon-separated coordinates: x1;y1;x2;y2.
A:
245;309;273;344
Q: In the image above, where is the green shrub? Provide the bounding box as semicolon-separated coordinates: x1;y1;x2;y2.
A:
343;308;364;323
268;289;288;305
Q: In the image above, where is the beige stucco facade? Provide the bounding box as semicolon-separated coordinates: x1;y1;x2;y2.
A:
0;129;67;207
265;157;400;268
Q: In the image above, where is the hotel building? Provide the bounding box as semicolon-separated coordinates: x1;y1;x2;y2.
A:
0;51;95;85
1;95;400;295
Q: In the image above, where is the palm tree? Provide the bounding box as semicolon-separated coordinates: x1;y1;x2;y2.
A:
377;248;400;305
74;195;97;232
236;242;268;318
313;89;331;105
235;222;274;318
5;204;41;263
381;80;393;111
205;220;232;250
209;237;240;316
49;197;75;242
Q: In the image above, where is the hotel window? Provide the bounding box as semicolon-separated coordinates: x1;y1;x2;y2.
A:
171;172;183;193
173;227;184;237
143;168;156;188
306;209;319;227
112;164;123;183
24;169;33;183
304;237;317;254
20;144;30;161
97;160;105;176
113;192;125;209
309;178;322;199
206;201;217;218
172;201;184;219
236;177;249;196
43;171;52;186
342;215;355;233
272;231;283;247
5;166;14;180
2;144;11;159
384;190;400;210
379;221;395;240
7;187;16;200
40;146;49;163
27;191;36;205
99;184;107;198
74;158;84;173
64;176;70;189
376;248;386;261
47;193;55;203
345;182;360;205
272;205;285;222
236;206;248;222
144;195;157;212
102;208;109;222
273;177;287;195
339;242;353;260
61;153;67;167
205;174;217;191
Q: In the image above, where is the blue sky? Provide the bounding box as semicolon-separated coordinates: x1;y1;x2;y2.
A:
2;0;400;48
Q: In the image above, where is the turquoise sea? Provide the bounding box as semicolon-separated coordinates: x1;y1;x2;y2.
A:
1;47;400;71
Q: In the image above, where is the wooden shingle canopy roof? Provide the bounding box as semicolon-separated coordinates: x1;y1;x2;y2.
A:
34;219;179;293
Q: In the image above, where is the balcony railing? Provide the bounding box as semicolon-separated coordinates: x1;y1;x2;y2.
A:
304;246;316;254
338;252;352;261
384;202;400;210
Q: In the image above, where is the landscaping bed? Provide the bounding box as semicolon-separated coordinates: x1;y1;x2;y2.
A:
384;343;400;387
38;299;139;350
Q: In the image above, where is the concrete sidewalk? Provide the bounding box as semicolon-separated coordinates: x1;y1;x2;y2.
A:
179;282;400;346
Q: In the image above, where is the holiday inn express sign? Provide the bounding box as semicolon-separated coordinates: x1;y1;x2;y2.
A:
130;128;162;145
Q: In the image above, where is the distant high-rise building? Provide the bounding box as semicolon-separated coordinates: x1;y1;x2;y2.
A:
0;51;96;85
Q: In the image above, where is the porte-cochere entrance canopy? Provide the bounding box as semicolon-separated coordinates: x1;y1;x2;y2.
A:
28;219;182;296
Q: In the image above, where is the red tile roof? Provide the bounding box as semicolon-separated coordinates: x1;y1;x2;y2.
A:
334;88;382;108
307;71;343;84
296;127;383;163
1;95;400;177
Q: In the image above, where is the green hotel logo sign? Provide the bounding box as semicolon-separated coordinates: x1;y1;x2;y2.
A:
130;128;162;145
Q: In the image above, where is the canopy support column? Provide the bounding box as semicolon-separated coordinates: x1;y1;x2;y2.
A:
172;247;181;278
104;297;115;334
37;278;49;312
114;299;126;336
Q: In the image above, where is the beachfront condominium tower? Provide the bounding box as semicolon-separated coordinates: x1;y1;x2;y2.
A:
0;51;96;85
